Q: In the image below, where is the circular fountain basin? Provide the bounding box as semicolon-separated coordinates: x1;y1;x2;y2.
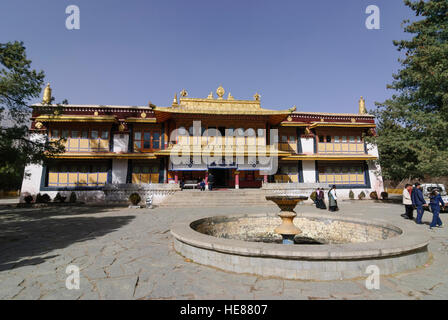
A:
171;212;430;280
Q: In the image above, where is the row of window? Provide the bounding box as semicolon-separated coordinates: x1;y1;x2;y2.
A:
318;135;362;143
134;130;161;151
47;163;109;187
51;128;109;140
318;165;365;185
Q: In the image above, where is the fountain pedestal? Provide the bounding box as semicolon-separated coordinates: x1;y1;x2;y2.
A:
266;195;309;244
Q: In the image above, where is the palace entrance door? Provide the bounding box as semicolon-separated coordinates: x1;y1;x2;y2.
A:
209;169;230;189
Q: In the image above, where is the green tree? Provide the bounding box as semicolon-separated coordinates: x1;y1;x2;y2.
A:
371;0;448;181
0;41;64;190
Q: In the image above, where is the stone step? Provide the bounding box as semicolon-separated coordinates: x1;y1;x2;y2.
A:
159;189;277;207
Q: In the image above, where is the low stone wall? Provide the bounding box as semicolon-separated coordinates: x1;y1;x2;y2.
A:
262;183;378;200
103;183;180;205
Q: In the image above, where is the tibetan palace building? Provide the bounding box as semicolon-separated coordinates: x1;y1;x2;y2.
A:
20;85;384;203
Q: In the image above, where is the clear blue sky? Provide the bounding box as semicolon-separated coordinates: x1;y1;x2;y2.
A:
1;0;415;113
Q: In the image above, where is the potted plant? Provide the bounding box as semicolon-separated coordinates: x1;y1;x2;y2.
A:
24;195;33;204
129;193;141;206
358;191;366;200
349;190;355;200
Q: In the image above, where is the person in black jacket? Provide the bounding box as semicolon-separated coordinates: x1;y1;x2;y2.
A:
429;189;445;229
411;183;428;224
208;173;214;191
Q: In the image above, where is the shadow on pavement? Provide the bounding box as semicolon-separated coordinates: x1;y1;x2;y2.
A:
0;206;135;272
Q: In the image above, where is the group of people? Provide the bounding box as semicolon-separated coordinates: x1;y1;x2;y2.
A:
402;182;445;229
314;185;339;212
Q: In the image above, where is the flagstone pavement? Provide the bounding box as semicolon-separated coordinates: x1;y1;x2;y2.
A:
0;201;447;300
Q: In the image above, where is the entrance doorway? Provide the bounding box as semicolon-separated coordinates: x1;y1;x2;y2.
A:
209;169;230;188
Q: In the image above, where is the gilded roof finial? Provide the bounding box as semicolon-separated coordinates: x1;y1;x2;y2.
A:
227;93;234;100
359;96;367;114
172;93;178;107
42;83;52;104
254;92;261;101
180;89;188;97
207;92;214;99
216;85;225;99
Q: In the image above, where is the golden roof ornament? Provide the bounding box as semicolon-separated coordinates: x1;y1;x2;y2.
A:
180;89;188;97
216;85;225;99
42;83;52;104
94;111;99;116
35;122;43;129
172;93;178;107
254;92;260;101
227;93;234;100
141;112;147;118
289;105;296;113
359;96;367;114
207;92;214;99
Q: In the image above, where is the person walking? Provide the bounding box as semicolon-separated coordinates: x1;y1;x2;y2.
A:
328;185;339;212
318;188;327;210
208;173;214;191
411;182;428;224
429;189;445;229
313;188;320;208
401;184;414;220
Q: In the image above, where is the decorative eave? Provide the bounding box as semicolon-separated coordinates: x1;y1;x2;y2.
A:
35;115;118;123
281;154;378;161
154;146;291;157
49;152;157;160
125;117;157;123
309;122;376;129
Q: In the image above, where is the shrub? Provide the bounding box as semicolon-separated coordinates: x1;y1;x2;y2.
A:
69;192;77;203
381;192;389;200
349;190;354;200
129;193;141;206
54;192;66;203
358;191;366;200
310;191;317;202
370;191;378;200
24;195;33;204
36;193;51;203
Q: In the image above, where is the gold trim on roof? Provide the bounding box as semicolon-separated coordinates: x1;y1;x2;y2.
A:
309;122;376;128
125;117;157;123
50;152;157;159
35;115;117;123
281;154;377;161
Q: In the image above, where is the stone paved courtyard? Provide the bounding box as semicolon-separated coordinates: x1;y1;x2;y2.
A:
0;200;447;300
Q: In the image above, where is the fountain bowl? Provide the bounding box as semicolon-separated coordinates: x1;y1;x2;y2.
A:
171;212;430;280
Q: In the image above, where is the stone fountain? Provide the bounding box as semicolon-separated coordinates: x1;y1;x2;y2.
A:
171;195;430;280
265;195;308;244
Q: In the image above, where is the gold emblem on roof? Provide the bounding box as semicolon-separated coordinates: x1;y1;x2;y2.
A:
35;122;43;129
207;92;213;99
42;83;52;104
227;93;234;100
141;112;147;118
359;96;367;114
254;92;260;101
216;86;225;99
180;89;188;97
